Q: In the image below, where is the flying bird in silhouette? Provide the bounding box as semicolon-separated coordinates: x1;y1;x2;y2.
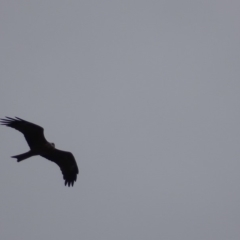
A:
0;117;78;186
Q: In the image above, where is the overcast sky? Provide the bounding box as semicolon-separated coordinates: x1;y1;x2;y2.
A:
1;1;240;239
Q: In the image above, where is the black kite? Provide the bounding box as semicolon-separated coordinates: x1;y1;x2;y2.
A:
0;117;79;186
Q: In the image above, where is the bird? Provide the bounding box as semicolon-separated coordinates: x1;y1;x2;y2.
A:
0;117;79;186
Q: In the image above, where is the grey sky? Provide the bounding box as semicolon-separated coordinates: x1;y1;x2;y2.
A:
1;1;240;239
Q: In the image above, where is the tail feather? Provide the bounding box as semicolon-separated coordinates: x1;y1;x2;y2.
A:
12;151;34;162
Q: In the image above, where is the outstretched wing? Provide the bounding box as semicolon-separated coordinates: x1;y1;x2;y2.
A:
41;149;79;186
0;117;47;148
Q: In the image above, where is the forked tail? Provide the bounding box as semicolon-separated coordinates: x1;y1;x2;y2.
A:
12;151;34;162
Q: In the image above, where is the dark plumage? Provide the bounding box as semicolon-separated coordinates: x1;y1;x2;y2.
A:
0;117;78;186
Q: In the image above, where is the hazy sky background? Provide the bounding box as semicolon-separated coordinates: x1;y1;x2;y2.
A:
1;1;240;239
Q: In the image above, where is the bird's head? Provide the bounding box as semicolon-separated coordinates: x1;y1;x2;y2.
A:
50;142;55;148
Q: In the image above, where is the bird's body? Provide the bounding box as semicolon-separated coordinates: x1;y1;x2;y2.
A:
0;117;78;186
